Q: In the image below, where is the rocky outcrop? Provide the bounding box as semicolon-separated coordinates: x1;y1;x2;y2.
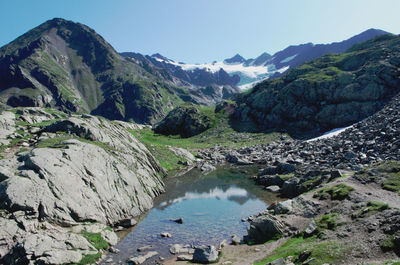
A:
234;34;400;137
0;108;166;264
153;105;211;137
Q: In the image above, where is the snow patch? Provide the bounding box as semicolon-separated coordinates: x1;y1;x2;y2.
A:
280;54;297;64
306;125;354;142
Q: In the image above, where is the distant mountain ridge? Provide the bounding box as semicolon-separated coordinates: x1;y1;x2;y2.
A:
141;28;389;90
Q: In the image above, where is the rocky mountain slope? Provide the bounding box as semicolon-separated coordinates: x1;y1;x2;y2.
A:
0;18;202;124
233;34;400;138
0;108;166;264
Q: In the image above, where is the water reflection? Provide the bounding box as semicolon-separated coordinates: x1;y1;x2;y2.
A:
159;186;248;209
108;166;278;264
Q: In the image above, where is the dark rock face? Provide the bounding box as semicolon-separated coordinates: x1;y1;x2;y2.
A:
153;105;211;138
0;18;192;124
234;34;400;137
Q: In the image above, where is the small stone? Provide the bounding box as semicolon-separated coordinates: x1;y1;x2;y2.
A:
161;232;172;238
231;235;241;245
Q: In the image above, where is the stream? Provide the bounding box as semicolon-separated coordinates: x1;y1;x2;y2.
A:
105;166;278;264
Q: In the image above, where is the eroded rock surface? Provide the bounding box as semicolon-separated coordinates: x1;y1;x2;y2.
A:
0;109;166;264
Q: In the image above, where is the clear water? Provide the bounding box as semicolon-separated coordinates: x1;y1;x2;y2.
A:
106;166;278;263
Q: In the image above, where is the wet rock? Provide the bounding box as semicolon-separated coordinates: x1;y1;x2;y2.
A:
161;232;172;238
193;245;219;263
170;218;183;224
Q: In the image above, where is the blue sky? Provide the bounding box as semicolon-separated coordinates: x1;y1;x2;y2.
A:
1;0;399;63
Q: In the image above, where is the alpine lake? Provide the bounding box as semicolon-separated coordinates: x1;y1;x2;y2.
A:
105;165;279;264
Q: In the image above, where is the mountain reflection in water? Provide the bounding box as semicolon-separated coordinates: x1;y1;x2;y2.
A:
158;186;248;209
107;166;279;264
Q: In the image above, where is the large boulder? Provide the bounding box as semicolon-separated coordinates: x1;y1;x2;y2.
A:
193;245;219;263
153;105;211;138
247;213;285;243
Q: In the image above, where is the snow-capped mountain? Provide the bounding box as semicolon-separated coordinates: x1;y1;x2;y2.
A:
122;28;389;92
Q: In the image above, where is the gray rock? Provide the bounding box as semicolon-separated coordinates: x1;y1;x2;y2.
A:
0;114;166;263
137;245;153;252
275;199;293;214
153;105;211;138
170;244;190;254
201;162;216;172
168;146;195;162
0;111;15;145
231;235;241;245
304;220;318;237
247;213;285;243
128;251;158;265
177;254;193;261
266;257;285;265
193;245;219;263
265;185;281;192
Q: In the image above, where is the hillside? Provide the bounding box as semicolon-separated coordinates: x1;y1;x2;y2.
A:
233;34;400;138
0;18;193;124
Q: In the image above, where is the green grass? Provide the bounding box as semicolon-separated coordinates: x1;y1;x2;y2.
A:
80;230;109;250
313;184;354;200
359;201;389;217
316;213;338;231
127;105;283;172
72;252;102;265
254;235;348;265
380;235;395;251
355;161;400;195
280;173;295;180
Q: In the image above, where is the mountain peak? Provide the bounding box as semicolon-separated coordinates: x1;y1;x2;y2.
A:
151;53;171;62
224;53;246;64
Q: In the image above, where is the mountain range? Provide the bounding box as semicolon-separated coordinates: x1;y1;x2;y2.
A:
131;28;388;91
0;18;390;125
